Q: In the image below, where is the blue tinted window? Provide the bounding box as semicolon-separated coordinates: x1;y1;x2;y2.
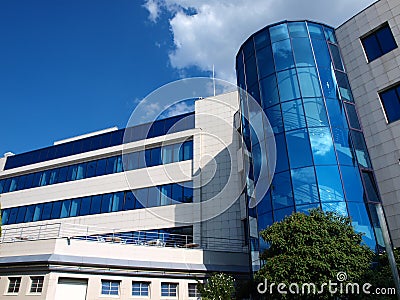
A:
95;159;107;176
86;161;97;178
332;128;357;166
303;97;329;127
40;171;51;186
76;163;86;179
291;167;319;205
183;141;193;160
49;169;59;184
325;98;348;128
0;180;4;193
105;156;118;174
57;167;69;183
124;152;138;171
350;130;372;168
315;166;344;202
335;71;353;102
341;166;364;202
162;145;174;164
347;202;376;249
308;23;325;39
243;38;255;60
265;104;283;134
102;280;119;296
24;205;35;222
245;55;258;88
41;203;53;220
379;85;400;123
33;204;43;221
17;175;27;190
311;39;331;68
51;201;62;219
308;127;336;165
362;23;397;62
69;198;80;217
172;184;183;203
345;103;361;129
160;185;172;206
297;67;322;97
274;206;294;222
135;188;148;207
256;46;274;79
260;74;279;109
8;207;18;224
16;206;27;223
151;147;162;166
9;177;18;192
67;165;78;181
2;209;10;225
329;44;344;71
101;194;113;213
271;171;294;209
254;29;270;49
272;39;295;71
60;200;71;218
321;201;348;216
296;203;320;214
147;186;160;207
362;171;380;202
183;181;193;203
80;197;91;215
274;133;289;173
277;68;300;102
286;129;313;169
112;192;124;212
32;172;42;188
124;192;135;210
270;24;289;42
281;99;306;131
257;191;272;214
3;178;11;193
288;22;308;38
292;38;315;67
247;82;261;105
90;195;102;214
323;26;337;43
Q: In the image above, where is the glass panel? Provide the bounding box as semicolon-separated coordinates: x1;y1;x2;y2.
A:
0;180;4;194
297;67;322;97
24;205;35;222
24;173;35;189
172;183;183;203
277;68;300;102
254;29;270;50
341;166;364;202
321;201;347;216
274;133;289;173
269;23;289;42
41;203;53;220
80;197;91;215
2;209;10;224
271;171;294;209
332;128;357;166
256;46;275;79
75;163;86;179
335;71;353;102
345;103;361;129
296;203;320;214
3;178;11;193
274;206;294;222
265;104;284;134
362;171;380;202
86;161;97;178
124;192;135;210
257;190;272;214
147;186;160;207
17;175;27;190
285;129;313;168
291;167;319;205
112;192;124;212
160;184;172;206
70;199;81;217
376;25;397;53
311;39;331;68
135;188;148;207
32;172;42;188
243;38;255;60
323;26;337;43
51;201;62;219
152;147;162;166
60;200;71;218
288;22;308;38
90;195;102;215
8;207;18;224
307;23;325;39
308;127;336;165
95;158;107;176
260;74;279;109
347;202;376;249
272;39;295;71
303;97;329;127
101;193;113;213
245;55;258;88
329;43;344;71
124;152;139;171
325;98;348;128
16;206;27;223
67;165;78;181
315;166;344;202
162;145;174;164
351;130;372;168
380;87;400;123
281;99;306;131
49;169;59;184
115;156;123;172
292;38;315;67
362;34;380;61
105;156;117;174
33;204;43;222
9;177;18;192
183;181;193;203
183;141;193;160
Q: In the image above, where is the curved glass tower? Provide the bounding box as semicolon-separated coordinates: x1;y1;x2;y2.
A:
236;21;384;269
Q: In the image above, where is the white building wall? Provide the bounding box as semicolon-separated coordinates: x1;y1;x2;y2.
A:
336;0;400;246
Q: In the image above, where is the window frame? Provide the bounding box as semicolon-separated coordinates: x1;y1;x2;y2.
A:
29;276;44;294
101;280;120;296
7;277;22;294
161;282;178;298
132;281;150;297
379;83;400;124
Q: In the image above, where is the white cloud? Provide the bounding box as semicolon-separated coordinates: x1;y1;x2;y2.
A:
143;0;376;82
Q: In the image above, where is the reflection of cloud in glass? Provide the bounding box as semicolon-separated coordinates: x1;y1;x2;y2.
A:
322;202;347;217
158;99;195;119
309;129;332;156
291;167;314;182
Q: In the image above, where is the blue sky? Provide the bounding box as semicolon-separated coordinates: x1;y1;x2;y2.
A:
0;0;376;156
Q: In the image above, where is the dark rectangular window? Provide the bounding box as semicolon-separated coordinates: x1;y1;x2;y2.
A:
132;282;150;297
188;283;200;298
379;83;400;123
86;161;97;178
30;276;44;294
57;166;69;183
16;206;27;223
41;202;53;220
361;23;397;62
80;197;91;215
95;158;107;176
24;205;35;222
161;283;178;297
7;277;21;294
90;195;102;214
123;192;135;210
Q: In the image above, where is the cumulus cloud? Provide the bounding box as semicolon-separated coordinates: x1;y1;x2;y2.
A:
143;0;375;82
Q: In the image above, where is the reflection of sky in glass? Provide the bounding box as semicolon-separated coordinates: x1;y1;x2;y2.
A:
321;201;348;217
309;127;336;165
316;166;344;202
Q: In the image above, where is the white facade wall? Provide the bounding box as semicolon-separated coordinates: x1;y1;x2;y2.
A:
336;0;400;246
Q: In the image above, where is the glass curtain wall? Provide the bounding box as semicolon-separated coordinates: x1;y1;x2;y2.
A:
236;21;384;271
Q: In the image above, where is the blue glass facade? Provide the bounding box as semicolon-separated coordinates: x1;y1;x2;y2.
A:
236;21;384;267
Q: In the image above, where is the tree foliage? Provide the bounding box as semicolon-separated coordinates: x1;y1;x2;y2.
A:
255;209;374;299
198;273;235;300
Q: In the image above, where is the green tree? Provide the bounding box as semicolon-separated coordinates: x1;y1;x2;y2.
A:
197;273;235;300
255;209;374;299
